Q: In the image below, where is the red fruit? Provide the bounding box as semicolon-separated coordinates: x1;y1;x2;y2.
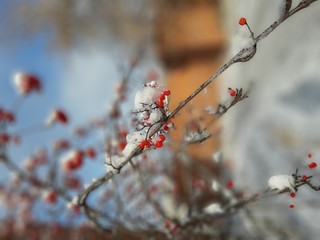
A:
159;94;165;101
301;175;307;181
65;160;77;171
138;141;146;149
163;125;169;131
54;109;68;124
54;139;70;151
145;141;152;148
289;204;295;209
155;141;163;148
228;87;236;97
65;176;81;189
144;115;150;121
164;219;171;228
239;17;247;26
118;141;127;151
290;192;296;198
307;153;313;158
226;180;234;189
44;190;57;204
0;133;10;144
14;73;42;94
158;134;166;142
157;100;164;108
163;90;171;96
85;148;96;159
308;162;317;169
73;151;83;168
3;111;15;123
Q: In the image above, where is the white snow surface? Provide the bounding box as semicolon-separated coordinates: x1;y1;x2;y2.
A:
268;175;295;192
204;203;224;215
134;81;163;110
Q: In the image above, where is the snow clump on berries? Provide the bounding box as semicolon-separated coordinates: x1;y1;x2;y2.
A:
268;175;296;193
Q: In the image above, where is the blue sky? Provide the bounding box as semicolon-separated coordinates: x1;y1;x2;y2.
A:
0;3;128;225
0;1;124;194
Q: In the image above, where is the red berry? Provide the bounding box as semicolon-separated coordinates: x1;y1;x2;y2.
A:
239;17;247;26
164;219;171;228
118;141;127;151
228;87;236;97
301;175;307;181
158;134;166;142
290;192;296;198
73;151;83;168
163;125;169;131
307;153;313;158
14;73;42;94
138;141;146;149
308;162;317;169
0;133;10;144
44;190;57;204
155;141;163;148
157;100;164;108
145;141;152;148
289;204;295;209
159;94;165;101
85;148;96;159
144;115;150;121
226;180;234;189
54;109;68;124
163;90;171;96
54;139;70;151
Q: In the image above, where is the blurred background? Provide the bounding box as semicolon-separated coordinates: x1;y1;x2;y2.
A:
0;0;320;239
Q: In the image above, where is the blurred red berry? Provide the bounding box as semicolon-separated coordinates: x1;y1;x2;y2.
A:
0;133;10;144
85;148;96;159
226;180;234;188
14;72;41;95
54;109;68;124
44;190;57;204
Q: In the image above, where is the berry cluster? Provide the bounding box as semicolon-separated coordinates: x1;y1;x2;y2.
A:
138;133;167;149
0;108;15;123
62;150;84;171
307;153;317;169
14;72;41;95
156;90;171;108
